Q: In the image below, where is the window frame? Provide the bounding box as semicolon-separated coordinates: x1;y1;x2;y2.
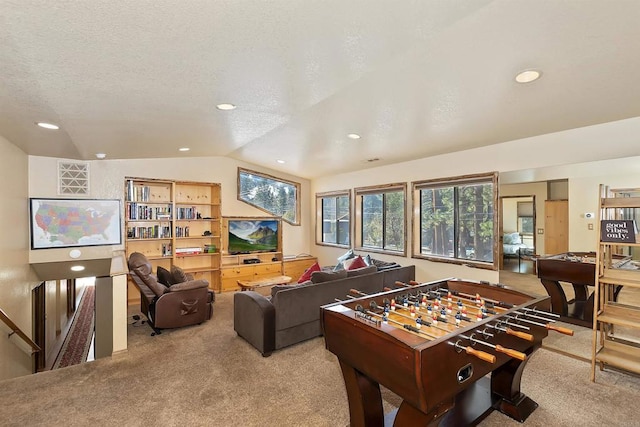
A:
411;172;498;270
315;190;351;248
237;167;301;225
354;182;407;257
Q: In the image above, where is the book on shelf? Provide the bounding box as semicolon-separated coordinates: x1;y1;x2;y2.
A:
175;247;203;255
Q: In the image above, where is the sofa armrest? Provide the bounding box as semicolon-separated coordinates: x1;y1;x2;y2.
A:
234;291;276;357
169;279;209;292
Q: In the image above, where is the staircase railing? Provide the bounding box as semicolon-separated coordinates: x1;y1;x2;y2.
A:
0;308;41;354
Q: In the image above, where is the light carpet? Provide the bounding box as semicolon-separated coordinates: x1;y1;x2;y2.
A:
1;284;639;426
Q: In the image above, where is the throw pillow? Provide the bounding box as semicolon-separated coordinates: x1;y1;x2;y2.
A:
171;265;189;284
298;261;321;283
310;269;348;284
346;255;367;270
363;254;373;266
157;266;176;286
337;249;355;263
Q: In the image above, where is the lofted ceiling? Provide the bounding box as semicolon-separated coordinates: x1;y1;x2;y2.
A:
2;1;640;179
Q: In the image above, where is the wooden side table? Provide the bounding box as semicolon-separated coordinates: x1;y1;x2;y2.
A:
237;275;292;292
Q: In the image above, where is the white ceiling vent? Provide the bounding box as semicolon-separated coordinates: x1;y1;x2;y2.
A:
58;161;90;196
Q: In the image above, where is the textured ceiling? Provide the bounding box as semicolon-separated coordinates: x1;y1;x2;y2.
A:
2;1;640;178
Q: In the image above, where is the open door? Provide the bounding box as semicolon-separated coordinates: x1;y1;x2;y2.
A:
500;195;536;273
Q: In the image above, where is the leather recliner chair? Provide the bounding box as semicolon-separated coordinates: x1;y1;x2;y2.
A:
128;252;214;335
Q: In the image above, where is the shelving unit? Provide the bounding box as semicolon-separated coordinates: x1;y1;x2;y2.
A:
591;185;640;381
125;178;222;304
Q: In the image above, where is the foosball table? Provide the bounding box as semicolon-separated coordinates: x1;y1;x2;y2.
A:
321;277;573;426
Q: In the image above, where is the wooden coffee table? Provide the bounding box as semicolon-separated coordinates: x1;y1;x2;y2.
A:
237;275;292;291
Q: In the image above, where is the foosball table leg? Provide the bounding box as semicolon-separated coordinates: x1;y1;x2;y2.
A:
490;354;538;422
339;360;384;427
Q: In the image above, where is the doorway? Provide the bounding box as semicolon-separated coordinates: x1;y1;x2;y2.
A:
500;195;536;274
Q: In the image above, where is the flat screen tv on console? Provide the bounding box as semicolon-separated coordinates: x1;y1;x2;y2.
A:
227;219;279;254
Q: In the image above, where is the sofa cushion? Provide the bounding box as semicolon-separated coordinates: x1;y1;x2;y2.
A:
346;265;377;277
346;255;367;270
298;261;321;283
333;249;355;271
271;283;301;298
157;266;176;286
171;265;189;283
310;269;348;283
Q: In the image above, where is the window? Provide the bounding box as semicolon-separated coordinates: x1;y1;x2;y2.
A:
238;168;300;225
517;201;534;235
412;172;498;268
316;190;351;247
355;183;406;255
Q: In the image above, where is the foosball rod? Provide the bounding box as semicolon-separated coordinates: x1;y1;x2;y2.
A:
448;340;496;364
443;288;515;309
458;334;527;361
355;305;439;339
387;293;533;341
504;314;574;336
368;301;454;335
433;288;509;313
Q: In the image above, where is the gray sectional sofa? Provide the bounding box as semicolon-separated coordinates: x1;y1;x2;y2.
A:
233;264;415;356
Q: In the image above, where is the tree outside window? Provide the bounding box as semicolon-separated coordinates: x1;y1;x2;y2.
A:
317;191;350;247
413;173;497;268
355;184;406;255
238;168;300;225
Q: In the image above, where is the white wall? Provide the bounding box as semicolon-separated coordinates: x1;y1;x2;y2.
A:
312;118;640;284
28;156;312;264
0;136;41;380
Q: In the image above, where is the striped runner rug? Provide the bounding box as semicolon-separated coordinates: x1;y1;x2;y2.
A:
52;284;95;369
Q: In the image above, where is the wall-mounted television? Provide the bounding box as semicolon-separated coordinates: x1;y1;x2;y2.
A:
226;218;280;254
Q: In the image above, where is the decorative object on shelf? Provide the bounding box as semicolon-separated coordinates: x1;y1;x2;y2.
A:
600;219;637;243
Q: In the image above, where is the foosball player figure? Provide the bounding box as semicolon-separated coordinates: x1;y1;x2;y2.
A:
410;305;416;317
416;315;422;330
447;291;453;302
432;313;438;326
382;312;388;324
447;303;453;315
427;304;432;316
421;295;428;306
455;311;462;327
390;299;396;311
440;307;448;321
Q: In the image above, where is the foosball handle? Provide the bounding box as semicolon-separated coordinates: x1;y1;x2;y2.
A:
495;345;527;361
464;346;496;364
395;281;412;287
546;324;574;336
506;328;534;342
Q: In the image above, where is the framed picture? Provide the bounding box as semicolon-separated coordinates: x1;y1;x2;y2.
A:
30;198;122;249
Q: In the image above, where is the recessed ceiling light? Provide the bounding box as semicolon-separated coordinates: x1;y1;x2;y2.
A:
179;147;190;152
70;265;85;272
216;103;236;110
515;70;542;83
95;153;106;159
347;133;361;140
276;159;285;164
36;122;60;130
